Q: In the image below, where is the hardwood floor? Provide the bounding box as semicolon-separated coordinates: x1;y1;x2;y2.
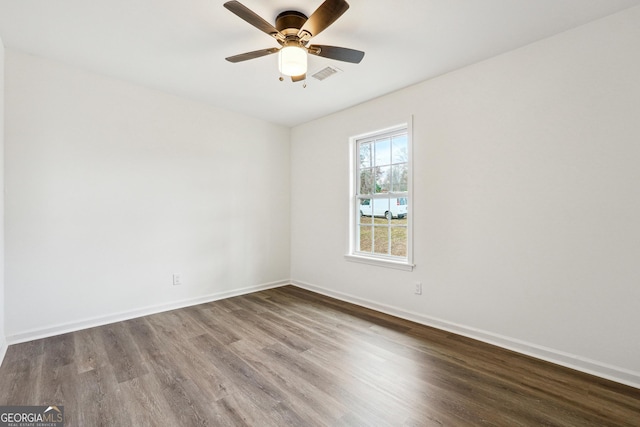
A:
0;285;638;426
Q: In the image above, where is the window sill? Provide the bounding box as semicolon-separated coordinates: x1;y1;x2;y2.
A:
344;254;414;271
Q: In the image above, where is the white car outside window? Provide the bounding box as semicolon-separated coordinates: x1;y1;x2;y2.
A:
360;197;407;220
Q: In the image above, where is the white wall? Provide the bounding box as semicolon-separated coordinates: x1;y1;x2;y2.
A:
291;7;640;387
4;51;291;340
0;36;6;361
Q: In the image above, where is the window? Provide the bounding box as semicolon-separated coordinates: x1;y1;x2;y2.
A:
346;122;413;270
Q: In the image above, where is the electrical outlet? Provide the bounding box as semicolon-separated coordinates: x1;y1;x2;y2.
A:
173;273;182;286
414;282;422;295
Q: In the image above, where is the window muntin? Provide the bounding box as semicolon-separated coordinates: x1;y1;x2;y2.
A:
352;126;410;264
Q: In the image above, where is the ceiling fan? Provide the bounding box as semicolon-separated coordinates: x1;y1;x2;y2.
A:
223;0;365;82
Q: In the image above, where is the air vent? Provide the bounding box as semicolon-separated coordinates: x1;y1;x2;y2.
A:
311;66;342;81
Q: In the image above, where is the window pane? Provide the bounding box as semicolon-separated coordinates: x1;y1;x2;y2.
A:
359;168;374;195
373;226;390;255
359;142;371;168
374;138;391;166
392;134;408;163
358;226;372;252
391;164;408;192
352;125;410;265
358;199;372;224
390;226;407;257
372;198;389;219
375;166;390;193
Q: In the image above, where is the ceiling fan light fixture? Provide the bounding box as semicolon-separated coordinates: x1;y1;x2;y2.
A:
224;1;363;82
279;46;307;77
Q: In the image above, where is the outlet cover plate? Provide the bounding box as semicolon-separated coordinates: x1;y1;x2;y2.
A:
173;273;182;286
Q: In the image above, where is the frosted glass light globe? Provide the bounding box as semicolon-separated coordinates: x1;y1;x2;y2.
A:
279;46;307;77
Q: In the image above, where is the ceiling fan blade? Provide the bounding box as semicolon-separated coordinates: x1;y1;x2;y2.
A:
225;47;280;63
298;0;349;39
224;1;284;41
291;73;306;82
308;45;364;63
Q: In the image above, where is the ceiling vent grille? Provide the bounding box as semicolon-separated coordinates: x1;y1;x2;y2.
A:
311;66;341;81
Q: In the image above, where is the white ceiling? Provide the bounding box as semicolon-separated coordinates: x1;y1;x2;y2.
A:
1;0;639;127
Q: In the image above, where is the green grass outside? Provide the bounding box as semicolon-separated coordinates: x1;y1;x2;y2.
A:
358;217;407;257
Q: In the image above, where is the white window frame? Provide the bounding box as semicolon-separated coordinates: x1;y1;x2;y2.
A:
345;118;414;271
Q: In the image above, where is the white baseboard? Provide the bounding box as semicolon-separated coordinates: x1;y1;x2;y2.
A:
290;279;640;390
6;280;289;345
0;337;7;369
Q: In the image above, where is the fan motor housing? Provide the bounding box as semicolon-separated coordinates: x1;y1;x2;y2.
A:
276;10;308;36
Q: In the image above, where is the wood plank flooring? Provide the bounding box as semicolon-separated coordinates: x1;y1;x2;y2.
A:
0;285;638;426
